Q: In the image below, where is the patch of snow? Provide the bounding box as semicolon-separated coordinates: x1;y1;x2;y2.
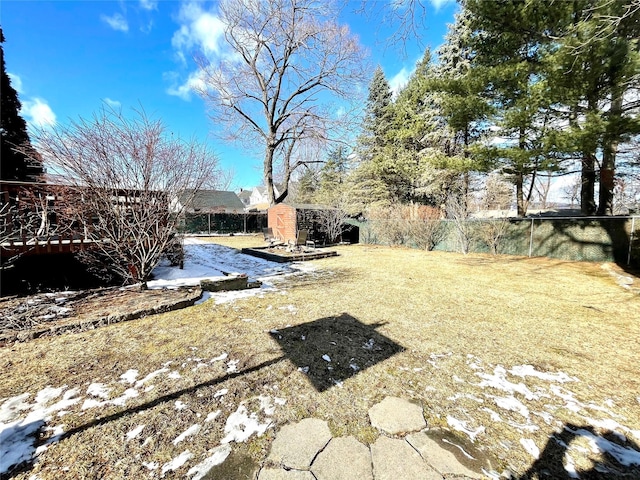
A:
173;424;201;445
186;444;232;480
194;292;211;305
564;452;580;478
509;365;577;383
142;461;158;471
175;401;188;411
567;426;640;466
476;366;538;401
168;371;182;379
491;395;530;419
135;368;170;388
161;450;193;477
362;339;375;350
482;408;503;423
120;369;139;384
126;425;145;441
322;354;331;362
86;383;110;399
446;415;485;443
0;386;81;475
213;389;228;399
210;353;228;363
298;366;309;374
220;405;272;444
520;438;540;459
205;410;221;423
226;360;239;373
349;363;359;371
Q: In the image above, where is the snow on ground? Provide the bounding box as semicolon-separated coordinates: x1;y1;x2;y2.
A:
146;237;319;305
0;350;287;476
431;356;640;477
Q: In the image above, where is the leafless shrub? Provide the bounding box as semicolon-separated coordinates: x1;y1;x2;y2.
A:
476;218;511;255
32;106;218;286
367;203;443;249
405;203;444;251
446;191;474;254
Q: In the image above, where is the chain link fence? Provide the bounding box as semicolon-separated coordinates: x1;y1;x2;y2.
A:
358;216;640;267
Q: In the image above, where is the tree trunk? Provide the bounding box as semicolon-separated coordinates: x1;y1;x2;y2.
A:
516;171;525;217
265;145;276;206
597;88;622;216
580;153;597;215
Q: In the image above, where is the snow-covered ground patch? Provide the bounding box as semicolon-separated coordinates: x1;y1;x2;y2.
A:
146;238;316;305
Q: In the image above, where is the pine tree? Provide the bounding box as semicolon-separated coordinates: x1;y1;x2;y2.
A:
1;28;42;182
464;0;566;216
351;66;395;207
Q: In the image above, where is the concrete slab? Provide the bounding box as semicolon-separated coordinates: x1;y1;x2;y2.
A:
370;436;443;480
368;396;426;435
266;418;332;470
257;468;316;480
311;436;373;480
406;432;483;479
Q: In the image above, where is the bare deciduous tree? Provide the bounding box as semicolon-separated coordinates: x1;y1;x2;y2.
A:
196;0;367;206
33;106;218;287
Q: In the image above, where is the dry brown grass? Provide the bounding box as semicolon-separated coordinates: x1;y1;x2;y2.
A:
2;237;639;479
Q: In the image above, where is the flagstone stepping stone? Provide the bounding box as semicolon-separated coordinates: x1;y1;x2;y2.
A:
406;432;483;479
266;418;332;470
311;436;373;480
257;469;316;480
368;396;426;435
370;436;443;480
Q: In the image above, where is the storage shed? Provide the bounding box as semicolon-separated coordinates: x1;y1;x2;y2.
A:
268;203;297;243
267;203;359;245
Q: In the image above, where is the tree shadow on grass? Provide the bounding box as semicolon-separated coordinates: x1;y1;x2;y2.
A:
269;313;405;392
519;424;640;479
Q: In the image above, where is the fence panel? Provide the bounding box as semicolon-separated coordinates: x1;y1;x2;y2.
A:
178;213;267;234
360;216;640;267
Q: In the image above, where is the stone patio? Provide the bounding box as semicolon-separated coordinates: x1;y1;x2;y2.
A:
257;396;488;480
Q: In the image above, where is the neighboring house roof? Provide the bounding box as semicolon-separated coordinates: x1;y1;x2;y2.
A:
179;189;245;213
237;189;252;205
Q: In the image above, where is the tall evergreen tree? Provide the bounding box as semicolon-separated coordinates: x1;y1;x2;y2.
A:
465;0;567;216
351;66;395;207
0;27;42;182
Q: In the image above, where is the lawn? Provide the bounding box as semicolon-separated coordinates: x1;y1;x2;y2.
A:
1;235;639;479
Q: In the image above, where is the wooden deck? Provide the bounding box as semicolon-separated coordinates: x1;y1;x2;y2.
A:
1;236;97;258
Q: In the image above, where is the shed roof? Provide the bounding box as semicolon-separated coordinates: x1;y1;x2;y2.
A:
179;189;245;212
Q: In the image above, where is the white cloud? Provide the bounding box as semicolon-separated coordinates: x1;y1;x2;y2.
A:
139;0;157;11
104;98;122;109
21;98;57;129
166;70;207;101
172;2;226;59
429;0;456;10
389;67;411;96
101;13;129;32
8;73;24;94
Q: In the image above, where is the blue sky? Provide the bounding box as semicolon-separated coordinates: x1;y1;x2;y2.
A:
2;0;458;190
